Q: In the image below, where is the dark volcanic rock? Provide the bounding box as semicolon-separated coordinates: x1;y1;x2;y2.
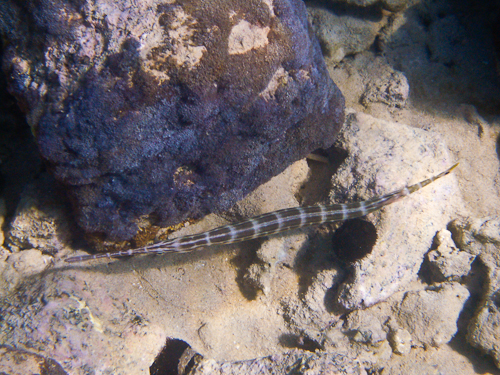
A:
0;0;345;241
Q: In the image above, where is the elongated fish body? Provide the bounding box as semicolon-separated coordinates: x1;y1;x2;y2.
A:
65;164;458;263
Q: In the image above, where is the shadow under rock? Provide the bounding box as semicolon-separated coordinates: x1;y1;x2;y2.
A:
229;238;264;301
55;240;242;276
150;337;197;375
292;225;339;298
291;219;377;314
278;333;323;353
0;40;44;216
306;0;385;21
331;218;377;263
381;0;500;117
292;144;349;298
298;146;347;207
496;132;500;161
291;224;352;318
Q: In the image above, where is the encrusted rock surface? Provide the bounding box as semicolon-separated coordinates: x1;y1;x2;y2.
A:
360;70;409;109
0;0;345;241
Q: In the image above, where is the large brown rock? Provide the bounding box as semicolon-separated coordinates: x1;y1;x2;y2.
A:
0;0;345;241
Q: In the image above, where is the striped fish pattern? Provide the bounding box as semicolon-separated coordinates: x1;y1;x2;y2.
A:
65;163;458;263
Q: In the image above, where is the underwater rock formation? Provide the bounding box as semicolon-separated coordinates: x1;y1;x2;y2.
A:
453;217;500;368
396;282;469;348
330;112;464;310
0;0;345;241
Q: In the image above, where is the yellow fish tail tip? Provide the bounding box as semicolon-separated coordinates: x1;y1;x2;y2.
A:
446;162;459;174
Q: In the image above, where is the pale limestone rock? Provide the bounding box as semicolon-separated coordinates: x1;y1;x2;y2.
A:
0;249;52;295
450;217;500;256
6;249;51;275
388;328;412;355
468;299;500;368
467;251;500;368
237;159;310;296
426;229;475;282
188;349;367;374
280;267;345;342
396;283;469;347
332;112;465;310
243;262;271;295
345;310;387;344
243;234;307;296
